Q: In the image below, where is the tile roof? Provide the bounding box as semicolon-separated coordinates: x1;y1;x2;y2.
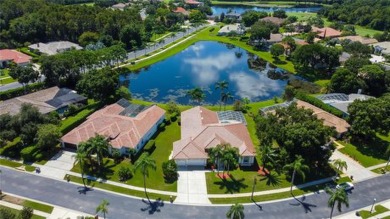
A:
172;107;255;160
185;0;201;4
260;17;286;26
0;49;32;64
338;36;378;45
61;100;165;149
173;7;189;15
312;27;342;38
0;86;86;116
28;41;82;56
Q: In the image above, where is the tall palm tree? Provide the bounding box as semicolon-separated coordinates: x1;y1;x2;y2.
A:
96;199;109;219
215;81;229;110
186;87;205;105
73;149;88;188
333;159;348;178
325;187;349;219
284;155;309;197
86;135;109;169
208;144;224;174
134;152;156;203
222;145;239;175
226;203;245;219
222;92;234;110
260;144;278;173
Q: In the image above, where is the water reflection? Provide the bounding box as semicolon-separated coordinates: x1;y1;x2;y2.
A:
121;41;291;104
211;6;322;15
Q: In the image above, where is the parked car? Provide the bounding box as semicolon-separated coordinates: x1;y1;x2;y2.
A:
336;182;354;191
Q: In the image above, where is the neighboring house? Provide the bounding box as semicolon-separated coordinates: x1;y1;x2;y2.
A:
173;7;189;16
312;27;342;39
261;100;350;137
185;0;202;7
372;41;390;55
0;49;32;68
225;12;241;20
316;93;374;116
370;54;385;63
337;36;378;45
28;41;82;56
339;52;351;65
260;17;285;26
0;86;87;116
61;99;166;155
171;107;256;167
267;33;283;43
111;3;130;10
218;24;245;36
140;8;147;20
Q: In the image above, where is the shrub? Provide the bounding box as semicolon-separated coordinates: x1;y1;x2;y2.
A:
117;166;133;181
20;146;39;162
0;208;16;219
20;206;34;219
144;140;155;151
112;149;122;164
33;152;44;161
209;27;215;32
158;122;166;131
162;160;178;183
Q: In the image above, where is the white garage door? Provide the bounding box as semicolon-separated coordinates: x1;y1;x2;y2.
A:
176;160;187;166
186;159;206;166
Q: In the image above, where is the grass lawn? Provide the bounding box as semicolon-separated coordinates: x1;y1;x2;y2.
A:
286;12;317;21
0;205;45;219
72;121;180;192
359;205;389;219
314;79;330;88
22;200;53;213
68;175;175;202
211;1;319;6
0;69;16;85
0;158;35;172
152;32;171;42
371;166;389;174
338;138;389;167
127;26;296;73
355;25;383;38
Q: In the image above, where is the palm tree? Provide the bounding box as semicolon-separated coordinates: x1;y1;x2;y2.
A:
186;87;205;105
73;149;88;188
385;146;390;172
284;155;309;197
260;144;278;173
96;199;109;219
85;135;109;169
222;145;239;175
134;152;156;203
325;187;349;219
208;144;224;174
221;92;234;110
215;81;229;110
226;203;245;219
333;159;348;178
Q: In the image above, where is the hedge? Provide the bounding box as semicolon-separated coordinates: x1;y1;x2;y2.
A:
295;92;344;118
0;83;45;100
20;146;39;162
144;140;155;151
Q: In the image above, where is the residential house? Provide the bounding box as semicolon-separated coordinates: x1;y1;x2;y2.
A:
171;107;256;167
339;52;351;65
316;93;374;116
337;36;378;45
217;24;245;36
173;7;189;16
61;99;166;155
185;0;202;7
0;86;87;116
0;49;32;68
372;41;390;55
312;27;342;39
260;17;285;26
261;100;350;137
225;12;241;21
111;2;130;10
267;33;283;43
28;41;82;56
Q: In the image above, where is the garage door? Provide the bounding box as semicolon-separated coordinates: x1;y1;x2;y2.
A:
176;160;187;166
186;159;206;166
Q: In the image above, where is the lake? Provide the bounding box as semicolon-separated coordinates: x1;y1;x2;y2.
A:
211;5;322;15
121;41;292;105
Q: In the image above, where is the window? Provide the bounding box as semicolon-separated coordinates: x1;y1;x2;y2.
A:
243;156;250;163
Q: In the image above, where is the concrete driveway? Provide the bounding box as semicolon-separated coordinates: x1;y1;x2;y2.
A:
176;168;211;204
37;150;75;179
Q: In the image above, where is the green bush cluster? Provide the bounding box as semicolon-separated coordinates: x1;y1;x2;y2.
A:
0;83;45;100
20;146;40;162
144;140;155;151
295;92;344;118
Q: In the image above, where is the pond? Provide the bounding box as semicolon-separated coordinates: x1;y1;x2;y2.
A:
121;41;293;105
211;5;322;15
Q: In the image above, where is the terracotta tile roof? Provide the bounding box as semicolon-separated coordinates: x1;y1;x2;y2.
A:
0;49;31;64
260;17;286;26
312;27;342;38
338;36;378;45
61;102;165;149
296;100;350;134
172;107;255;160
185;0;201;4
173;7;189;15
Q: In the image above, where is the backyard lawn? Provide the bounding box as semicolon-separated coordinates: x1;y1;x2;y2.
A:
72;121;181;192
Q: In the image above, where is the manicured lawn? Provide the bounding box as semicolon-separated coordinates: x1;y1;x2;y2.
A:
286;12;317;21
0;69;16;85
206;170;291;194
0;158;35;172
68;175;175;202
359;205;389;219
23;200;53;213
152;32;171;42
355;25;383;38
371;166;389;174
211;1;318;6
338;139;388;167
128;26;296;73
0;205;45;219
72;121;180;191
314;79;330;88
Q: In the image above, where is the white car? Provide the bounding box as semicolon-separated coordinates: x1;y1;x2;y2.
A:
336;182;354;191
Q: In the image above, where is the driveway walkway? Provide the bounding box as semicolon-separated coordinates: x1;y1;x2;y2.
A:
331;150;377;182
37;150;75;179
176;168;211;204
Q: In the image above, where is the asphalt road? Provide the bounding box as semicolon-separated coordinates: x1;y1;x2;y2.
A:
1;167;390;219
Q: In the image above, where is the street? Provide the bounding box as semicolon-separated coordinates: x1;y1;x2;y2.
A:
1;167;390;219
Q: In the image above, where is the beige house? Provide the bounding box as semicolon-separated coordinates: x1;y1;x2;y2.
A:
172;107;256;167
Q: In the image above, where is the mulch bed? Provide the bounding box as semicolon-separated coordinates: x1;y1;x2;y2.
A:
216;172;231;179
257;166;270;176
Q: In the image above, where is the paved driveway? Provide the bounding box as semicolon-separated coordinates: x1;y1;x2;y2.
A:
176;168;211;204
37;150;75;179
330;150;377;182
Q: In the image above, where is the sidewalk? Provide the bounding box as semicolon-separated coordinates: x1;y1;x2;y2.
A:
334;199;390;219
1;192;95;219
